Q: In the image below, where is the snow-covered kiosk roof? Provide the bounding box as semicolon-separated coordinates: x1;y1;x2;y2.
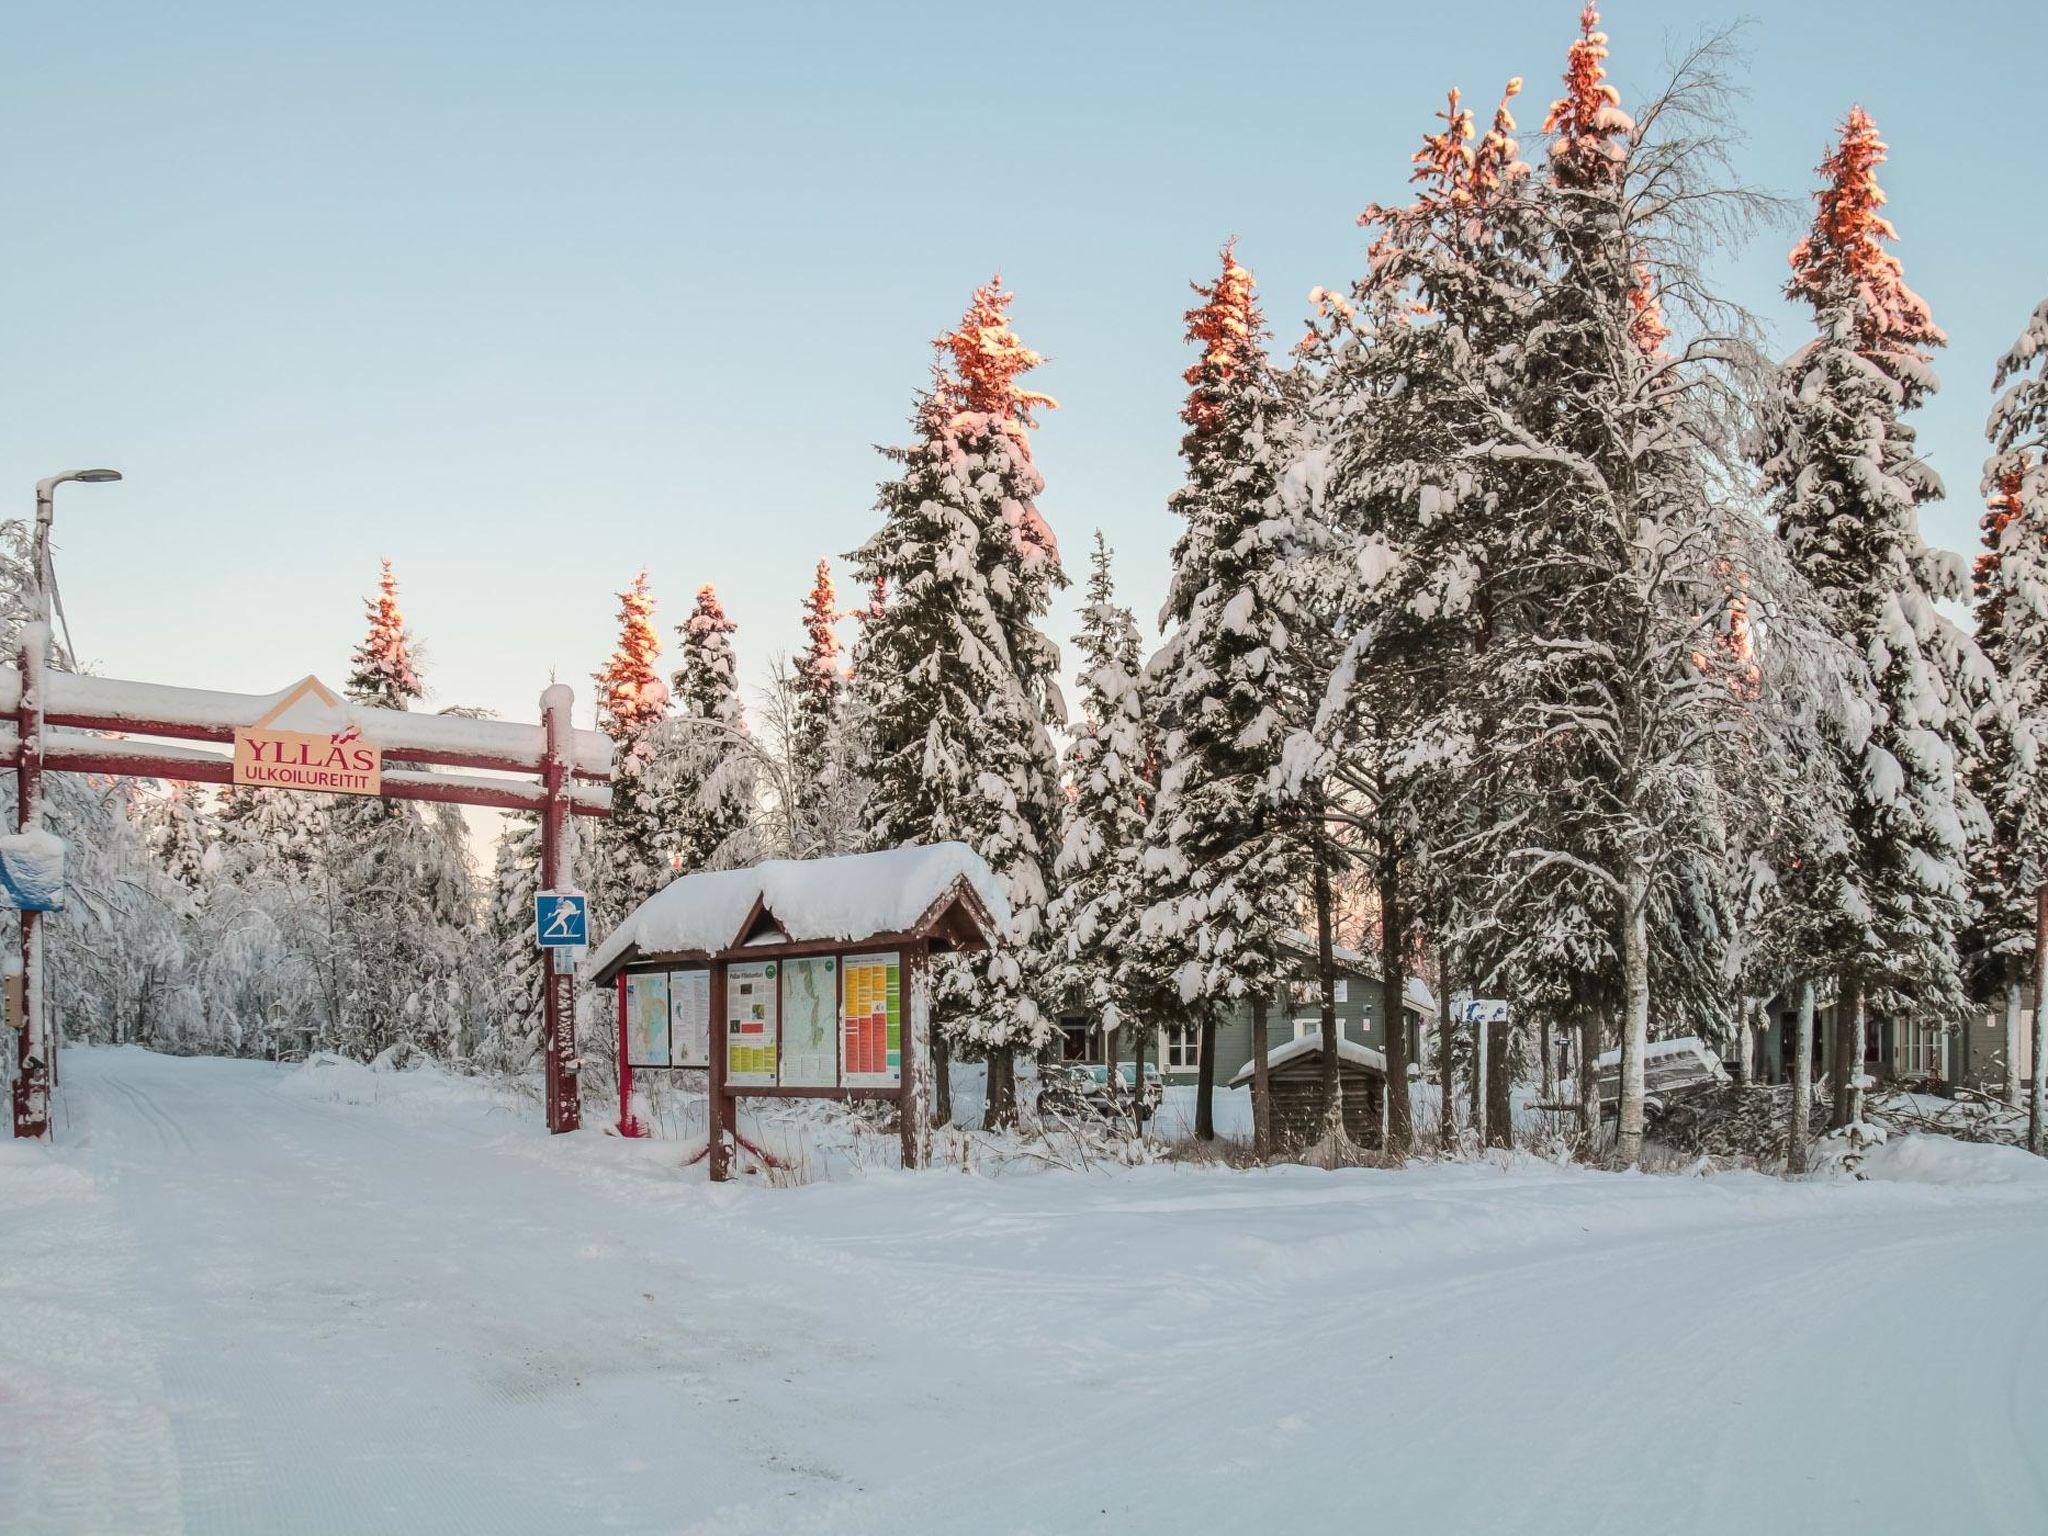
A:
586;842;1010;983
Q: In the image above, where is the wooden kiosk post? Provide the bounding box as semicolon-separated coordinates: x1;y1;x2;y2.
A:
586;845;1002;1182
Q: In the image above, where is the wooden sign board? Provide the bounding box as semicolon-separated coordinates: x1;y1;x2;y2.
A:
231;677;382;796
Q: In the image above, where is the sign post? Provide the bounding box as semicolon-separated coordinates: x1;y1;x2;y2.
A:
537;685;581;1135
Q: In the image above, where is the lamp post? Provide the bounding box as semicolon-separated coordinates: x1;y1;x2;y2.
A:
13;469;119;1139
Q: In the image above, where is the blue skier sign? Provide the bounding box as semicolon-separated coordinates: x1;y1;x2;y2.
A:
534;892;588;949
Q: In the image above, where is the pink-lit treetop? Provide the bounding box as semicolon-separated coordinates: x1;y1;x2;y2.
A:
1543;4;1632;187
345;558;424;710
937;276;1058;428
594;568;667;747
1180;241;1261;444
796;558;843;702
1786;107;1944;359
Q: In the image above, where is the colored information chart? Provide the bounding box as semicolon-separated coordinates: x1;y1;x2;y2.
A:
725;961;779;1086
671;967;711;1068
780;956;838;1087
840;952;901;1087
622;972;670;1068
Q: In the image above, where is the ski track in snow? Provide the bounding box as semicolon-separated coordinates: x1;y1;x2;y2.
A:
4;1045;2046;1536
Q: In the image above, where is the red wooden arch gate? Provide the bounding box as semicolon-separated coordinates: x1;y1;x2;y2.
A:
1;621;612;1140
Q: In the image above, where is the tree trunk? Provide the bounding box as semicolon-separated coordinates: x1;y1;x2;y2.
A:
1578;1013;1600;1149
1437;951;1457;1153
1250;993;1272;1157
1788;978;1815;1176
1379;854;1412;1158
2032;884;2047;1157
1484;1018;1511;1150
1194;1013;1217;1141
1830;971;1856;1130
1470;998;1484;1138
984;1043;1016;1131
1131;1030;1149;1134
2005;980;2025;1110
931;1030;953;1129
1103;1023;1122;1134
1614;875;1651;1168
1310;847;1349;1161
1834;974;1864;1132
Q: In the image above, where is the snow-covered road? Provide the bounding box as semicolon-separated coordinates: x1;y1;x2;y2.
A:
5;1046;2047;1535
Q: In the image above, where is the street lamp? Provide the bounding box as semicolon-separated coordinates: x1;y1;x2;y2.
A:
12;468;119;1139
33;469;121;628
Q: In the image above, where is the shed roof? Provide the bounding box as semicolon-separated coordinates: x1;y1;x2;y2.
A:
586;842;1010;983
1228;1033;1389;1089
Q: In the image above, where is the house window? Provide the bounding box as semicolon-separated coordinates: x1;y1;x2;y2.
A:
1293;1018;1346;1043
1893;1021;1946;1080
1289;976;1350;1005
1165;1024;1200;1071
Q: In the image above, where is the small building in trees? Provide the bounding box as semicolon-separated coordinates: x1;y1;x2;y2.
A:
1058;930;1433;1086
1749;991;2029;1096
1227;1035;1387;1147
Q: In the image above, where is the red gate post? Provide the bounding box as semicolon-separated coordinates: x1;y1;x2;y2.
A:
11;624;49;1140
615;972;645;1137
539;683;580;1134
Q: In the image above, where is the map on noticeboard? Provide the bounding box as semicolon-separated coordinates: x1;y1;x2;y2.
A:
780;956;838;1087
623;972;670;1068
670;967;711;1068
840;952;901;1088
725;961;778;1087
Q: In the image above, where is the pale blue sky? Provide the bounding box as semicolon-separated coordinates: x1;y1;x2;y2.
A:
7;1;2044;748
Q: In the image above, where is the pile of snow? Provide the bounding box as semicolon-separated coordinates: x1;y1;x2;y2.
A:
587;842;1010;977
277;1051;527;1126
1847;1132;2048;1186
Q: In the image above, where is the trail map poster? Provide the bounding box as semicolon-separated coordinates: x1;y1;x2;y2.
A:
840;952;901;1087
622;972;670;1068
725;961;778;1087
780;956;838;1087
670;967;711;1068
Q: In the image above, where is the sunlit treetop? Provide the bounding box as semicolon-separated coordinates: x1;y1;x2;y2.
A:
1180;241;1263;443
1543;4;1632;187
936;276;1058;427
1786;107;1944;355
346;558;424;710
594;568;667;744
797;558;843;699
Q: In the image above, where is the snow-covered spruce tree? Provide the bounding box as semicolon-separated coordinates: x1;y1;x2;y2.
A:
1975;297;2048;1148
590;569;671;922
1048;532;1153;1115
323;564;489;1061
1140;245;1313;1149
484;811;545;1073
141;782;215;894
1329;10;1769;1166
1762;106;1988;1132
849;277;1068;1131
1296;82;1540;1157
792;560;843;779
657;583;761;876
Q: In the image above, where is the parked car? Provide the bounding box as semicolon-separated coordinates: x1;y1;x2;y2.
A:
1085;1060;1163;1120
1037;1062;1103;1122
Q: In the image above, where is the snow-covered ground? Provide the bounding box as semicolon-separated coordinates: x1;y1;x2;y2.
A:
6;1047;2048;1536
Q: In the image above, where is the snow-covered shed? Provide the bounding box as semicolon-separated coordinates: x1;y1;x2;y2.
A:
1228;1034;1388;1149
